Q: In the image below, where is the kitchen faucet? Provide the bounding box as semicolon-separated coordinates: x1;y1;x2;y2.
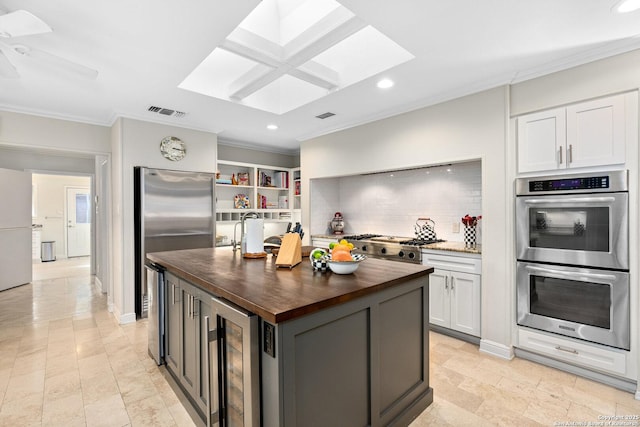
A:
232;211;260;252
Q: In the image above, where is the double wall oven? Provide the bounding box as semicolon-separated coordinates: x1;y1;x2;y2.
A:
515;170;630;350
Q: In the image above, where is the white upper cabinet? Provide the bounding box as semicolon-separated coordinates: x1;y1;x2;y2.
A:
565;95;625;169
517;108;566;173
517;93;629;174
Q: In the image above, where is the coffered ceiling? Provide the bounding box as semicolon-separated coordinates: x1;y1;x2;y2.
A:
1;0;640;154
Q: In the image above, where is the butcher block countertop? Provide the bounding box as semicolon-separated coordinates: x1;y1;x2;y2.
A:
147;248;433;324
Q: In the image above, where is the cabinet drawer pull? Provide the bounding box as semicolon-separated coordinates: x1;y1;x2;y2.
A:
555;345;578;355
445;276;449;291
450;276;455;291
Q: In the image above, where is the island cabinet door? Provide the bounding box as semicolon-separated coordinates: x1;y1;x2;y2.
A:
276;277;431;427
377;285;429;426
180;282;199;401
164;272;181;374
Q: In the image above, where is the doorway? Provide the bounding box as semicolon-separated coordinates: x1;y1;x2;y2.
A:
32;174;92;268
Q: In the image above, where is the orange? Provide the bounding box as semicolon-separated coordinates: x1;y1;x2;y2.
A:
332;244;351;253
331;250;353;261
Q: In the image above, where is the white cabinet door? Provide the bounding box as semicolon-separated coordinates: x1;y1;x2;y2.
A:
517;93;632;174
428;269;449;328
517;108;566;173
449;271;481;337
566;94;625;169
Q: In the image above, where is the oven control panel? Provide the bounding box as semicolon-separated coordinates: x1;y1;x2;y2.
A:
529;176;608;192
516;170;627;195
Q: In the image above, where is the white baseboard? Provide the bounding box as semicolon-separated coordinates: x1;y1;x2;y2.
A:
118;312;137;324
111;305;137;324
480;338;514;360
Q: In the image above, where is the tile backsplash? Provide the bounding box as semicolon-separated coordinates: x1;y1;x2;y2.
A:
310;161;482;242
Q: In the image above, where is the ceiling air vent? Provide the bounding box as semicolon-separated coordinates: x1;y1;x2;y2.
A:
315;112;335;119
147;105;187;118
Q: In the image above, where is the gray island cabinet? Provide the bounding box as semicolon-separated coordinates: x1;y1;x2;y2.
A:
147;248;434;427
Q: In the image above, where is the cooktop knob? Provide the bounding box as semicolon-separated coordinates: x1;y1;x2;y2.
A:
381;247;387;254
398;251;405;257
408;253;416;259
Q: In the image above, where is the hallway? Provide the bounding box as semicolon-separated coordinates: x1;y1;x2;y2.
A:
0;258;195;426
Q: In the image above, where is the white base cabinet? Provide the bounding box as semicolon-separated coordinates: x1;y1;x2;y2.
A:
517;92;633;174
422;251;481;337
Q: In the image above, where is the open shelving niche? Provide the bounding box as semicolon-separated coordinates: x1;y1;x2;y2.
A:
215;160;301;246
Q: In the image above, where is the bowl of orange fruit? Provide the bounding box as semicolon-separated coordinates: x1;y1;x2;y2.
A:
324;240;366;274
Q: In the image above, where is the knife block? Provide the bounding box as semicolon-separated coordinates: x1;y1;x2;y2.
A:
275;233;302;268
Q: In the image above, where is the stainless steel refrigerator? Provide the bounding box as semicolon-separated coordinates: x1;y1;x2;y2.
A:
134;167;215;320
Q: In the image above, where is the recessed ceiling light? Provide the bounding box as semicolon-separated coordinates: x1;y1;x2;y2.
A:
614;0;640;12
267;124;278;130
377;78;394;89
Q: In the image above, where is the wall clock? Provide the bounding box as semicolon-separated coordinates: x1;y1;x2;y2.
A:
160;136;186;161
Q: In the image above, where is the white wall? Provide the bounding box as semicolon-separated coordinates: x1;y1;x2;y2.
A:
301;86;511;356
32;174;92;259
310;162;482;241
0;110;110;154
511;49;640;117
111;118;217;322
218;143;299;168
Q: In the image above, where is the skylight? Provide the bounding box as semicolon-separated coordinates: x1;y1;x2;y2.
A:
178;0;414;115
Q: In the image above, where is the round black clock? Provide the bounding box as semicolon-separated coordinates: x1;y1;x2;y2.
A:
160;136;186;161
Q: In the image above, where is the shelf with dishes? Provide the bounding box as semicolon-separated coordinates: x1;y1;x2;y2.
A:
215;209;294;223
215;160;302;247
216;161;294;211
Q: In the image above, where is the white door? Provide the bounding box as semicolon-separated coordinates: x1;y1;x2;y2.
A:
66;187;91;257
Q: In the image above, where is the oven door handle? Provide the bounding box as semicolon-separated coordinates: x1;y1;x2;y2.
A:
525;265;617;281
523;196;616;205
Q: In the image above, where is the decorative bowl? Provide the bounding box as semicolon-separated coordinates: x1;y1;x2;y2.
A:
309;248;329;272
324;253;366;274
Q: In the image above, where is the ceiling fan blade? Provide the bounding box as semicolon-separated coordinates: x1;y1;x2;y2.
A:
0;10;52;38
12;44;98;79
0;48;18;78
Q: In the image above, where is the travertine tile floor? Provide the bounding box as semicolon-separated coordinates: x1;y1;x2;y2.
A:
0;258;638;426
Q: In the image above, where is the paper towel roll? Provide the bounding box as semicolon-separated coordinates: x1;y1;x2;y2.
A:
244;218;265;254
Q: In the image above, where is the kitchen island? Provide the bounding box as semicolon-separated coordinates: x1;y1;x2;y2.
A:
148;247;434;427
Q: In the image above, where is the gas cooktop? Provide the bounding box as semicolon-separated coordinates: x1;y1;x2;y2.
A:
341;234;446;264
